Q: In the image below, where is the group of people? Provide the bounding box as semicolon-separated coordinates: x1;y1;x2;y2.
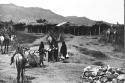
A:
0;33;13;54
38;39;67;66
10;35;68;67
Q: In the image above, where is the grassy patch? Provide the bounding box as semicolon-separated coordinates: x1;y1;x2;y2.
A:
89;58;95;61
73;45;109;60
0;73;35;83
0;80;6;83
92;61;105;66
90;51;108;59
68;52;74;56
15;31;38;44
113;45;124;52
88;41;99;45
79;44;84;46
91;37;98;39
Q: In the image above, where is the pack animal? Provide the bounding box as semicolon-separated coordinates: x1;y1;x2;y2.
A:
14;53;26;83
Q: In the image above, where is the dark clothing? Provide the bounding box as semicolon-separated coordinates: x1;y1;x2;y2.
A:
3;38;9;45
38;42;44;52
48;40;59;62
39;53;45;66
38;42;46;56
48;42;55;62
3;34;10;53
38;42;45;66
14;46;24;56
60;42;67;58
54;49;58;61
54;41;59;61
48;50;51;62
48;49;55;62
38;48;45;54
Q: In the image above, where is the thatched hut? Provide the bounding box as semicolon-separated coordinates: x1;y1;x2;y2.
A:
25;22;56;33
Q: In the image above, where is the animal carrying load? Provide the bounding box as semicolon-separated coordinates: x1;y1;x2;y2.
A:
27;51;40;67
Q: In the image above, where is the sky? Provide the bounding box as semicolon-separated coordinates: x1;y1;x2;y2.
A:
0;0;124;24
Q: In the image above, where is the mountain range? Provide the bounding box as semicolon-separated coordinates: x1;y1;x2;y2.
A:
0;3;97;26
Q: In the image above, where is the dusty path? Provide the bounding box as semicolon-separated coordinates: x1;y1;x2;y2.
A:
0;35;124;83
0;35;84;83
0;52;84;83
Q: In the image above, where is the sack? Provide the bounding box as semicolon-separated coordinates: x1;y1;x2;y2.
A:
60;55;65;59
66;53;69;58
27;54;40;67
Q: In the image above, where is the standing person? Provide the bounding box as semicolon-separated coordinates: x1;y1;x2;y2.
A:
38;41;46;67
60;41;67;59
48;38;52;62
10;43;25;65
54;41;59;62
48;41;55;62
47;36;56;62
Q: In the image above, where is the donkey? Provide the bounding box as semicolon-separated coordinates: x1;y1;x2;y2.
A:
14;53;26;83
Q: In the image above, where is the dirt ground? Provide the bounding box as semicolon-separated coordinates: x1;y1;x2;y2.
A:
0;34;124;83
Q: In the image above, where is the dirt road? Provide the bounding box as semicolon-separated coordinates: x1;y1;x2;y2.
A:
0;35;124;83
0;52;84;83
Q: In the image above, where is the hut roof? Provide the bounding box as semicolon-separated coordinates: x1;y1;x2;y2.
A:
56;22;68;26
56;22;76;27
95;21;112;26
26;22;46;26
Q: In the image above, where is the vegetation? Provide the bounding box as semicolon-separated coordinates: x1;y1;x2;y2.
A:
15;31;38;44
99;24;124;52
36;18;48;24
0;20;124;52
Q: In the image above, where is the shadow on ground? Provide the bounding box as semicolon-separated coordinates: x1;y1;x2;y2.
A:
0;74;35;83
11;75;35;83
72;45;109;60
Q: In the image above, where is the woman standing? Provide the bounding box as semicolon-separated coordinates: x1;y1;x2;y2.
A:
54;40;59;62
60;41;67;59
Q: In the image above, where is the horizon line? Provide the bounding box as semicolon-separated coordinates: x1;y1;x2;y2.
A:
0;3;123;24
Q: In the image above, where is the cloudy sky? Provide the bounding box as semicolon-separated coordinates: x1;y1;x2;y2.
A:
0;0;124;24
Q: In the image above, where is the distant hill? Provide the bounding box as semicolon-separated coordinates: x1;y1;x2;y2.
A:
66;16;96;26
0;3;96;26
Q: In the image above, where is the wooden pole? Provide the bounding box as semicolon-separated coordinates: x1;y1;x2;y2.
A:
73;27;74;35
45;26;46;33
99;25;100;35
90;31;91;36
78;27;79;36
74;27;76;35
90;27;91;36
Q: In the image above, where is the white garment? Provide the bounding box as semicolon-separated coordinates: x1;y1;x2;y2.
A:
61;55;65;59
0;36;4;42
66;53;69;58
